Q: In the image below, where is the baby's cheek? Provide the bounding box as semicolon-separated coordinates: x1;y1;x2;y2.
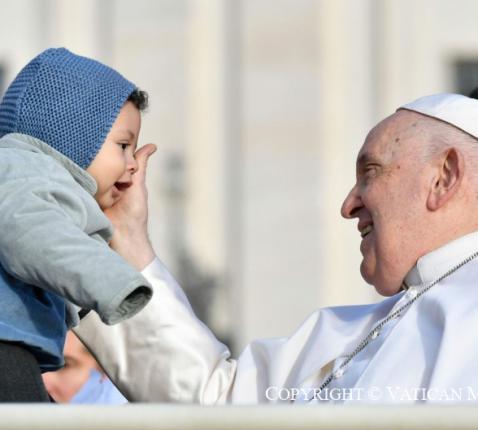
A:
96;193;112;210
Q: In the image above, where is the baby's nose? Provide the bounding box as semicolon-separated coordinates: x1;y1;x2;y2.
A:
128;156;139;174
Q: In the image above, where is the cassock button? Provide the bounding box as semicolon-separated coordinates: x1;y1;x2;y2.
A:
333;368;345;379
371;329;380;339
406;288;417;300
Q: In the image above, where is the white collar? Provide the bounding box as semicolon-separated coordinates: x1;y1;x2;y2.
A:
404;231;478;287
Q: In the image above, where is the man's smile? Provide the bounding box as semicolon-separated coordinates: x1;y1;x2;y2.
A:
358;219;374;238
360;224;374;238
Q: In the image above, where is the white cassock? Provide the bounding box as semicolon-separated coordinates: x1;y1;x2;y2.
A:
74;231;478;404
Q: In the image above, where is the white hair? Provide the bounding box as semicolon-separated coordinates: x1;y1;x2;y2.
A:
420;116;478;186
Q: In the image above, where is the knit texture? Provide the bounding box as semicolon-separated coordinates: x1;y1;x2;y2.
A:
0;48;136;169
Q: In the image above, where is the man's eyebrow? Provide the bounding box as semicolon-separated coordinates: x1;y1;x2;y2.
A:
356;152;377;167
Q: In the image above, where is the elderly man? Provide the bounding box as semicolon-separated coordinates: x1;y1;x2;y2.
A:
75;93;478;404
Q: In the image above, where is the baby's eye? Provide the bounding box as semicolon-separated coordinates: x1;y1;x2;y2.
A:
119;142;130;150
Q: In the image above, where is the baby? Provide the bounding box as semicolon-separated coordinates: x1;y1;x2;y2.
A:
0;48;153;400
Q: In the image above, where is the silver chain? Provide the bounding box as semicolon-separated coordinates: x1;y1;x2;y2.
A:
314;250;478;393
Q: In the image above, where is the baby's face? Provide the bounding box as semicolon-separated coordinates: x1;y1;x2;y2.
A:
87;101;141;209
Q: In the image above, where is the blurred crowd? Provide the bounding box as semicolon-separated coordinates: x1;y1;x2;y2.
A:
42;332;127;404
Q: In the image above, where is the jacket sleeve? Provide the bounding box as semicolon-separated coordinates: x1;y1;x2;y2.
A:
0;175;152;325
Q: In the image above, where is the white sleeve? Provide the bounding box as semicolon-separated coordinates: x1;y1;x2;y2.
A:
74;257;329;404
74;257;238;404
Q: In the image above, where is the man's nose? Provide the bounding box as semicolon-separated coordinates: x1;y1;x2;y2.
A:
341;185;362;219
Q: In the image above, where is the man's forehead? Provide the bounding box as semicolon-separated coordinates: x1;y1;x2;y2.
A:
356;111;428;163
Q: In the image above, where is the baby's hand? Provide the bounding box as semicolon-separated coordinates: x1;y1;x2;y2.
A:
104;143;157;270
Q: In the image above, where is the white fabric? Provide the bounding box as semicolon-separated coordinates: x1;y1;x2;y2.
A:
399;93;478;138
74;231;478;404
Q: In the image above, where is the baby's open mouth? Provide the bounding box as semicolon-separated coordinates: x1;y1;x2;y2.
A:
114;182;132;191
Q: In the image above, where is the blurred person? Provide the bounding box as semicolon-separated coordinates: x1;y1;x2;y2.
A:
0;47;155;402
75;91;478;404
43;332;127;404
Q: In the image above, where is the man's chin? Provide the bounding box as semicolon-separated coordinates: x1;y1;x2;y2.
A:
360;264;401;297
373;284;399;297
360;261;374;285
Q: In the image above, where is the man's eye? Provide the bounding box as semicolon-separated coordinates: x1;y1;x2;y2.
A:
359;166;379;185
364;166;378;177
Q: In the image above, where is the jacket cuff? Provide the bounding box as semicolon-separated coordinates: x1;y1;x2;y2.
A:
102;275;153;325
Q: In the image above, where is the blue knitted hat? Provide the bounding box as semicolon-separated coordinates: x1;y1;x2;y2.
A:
0;48;136;169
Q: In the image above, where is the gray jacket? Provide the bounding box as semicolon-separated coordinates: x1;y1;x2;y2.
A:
0;133;152;326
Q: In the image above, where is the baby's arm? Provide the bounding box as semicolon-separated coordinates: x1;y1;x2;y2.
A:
0;172;152;325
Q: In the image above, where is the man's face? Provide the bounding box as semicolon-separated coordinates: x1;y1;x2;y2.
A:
341;111;431;295
87;101;140;210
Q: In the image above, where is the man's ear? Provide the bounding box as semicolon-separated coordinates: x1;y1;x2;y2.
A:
427;148;463;211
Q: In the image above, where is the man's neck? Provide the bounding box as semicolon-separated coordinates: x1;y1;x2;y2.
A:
404;230;478;287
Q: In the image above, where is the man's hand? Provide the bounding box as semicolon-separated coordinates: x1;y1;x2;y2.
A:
104;143;157;271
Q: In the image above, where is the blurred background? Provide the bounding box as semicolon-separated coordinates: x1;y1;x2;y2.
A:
1;0;478;356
